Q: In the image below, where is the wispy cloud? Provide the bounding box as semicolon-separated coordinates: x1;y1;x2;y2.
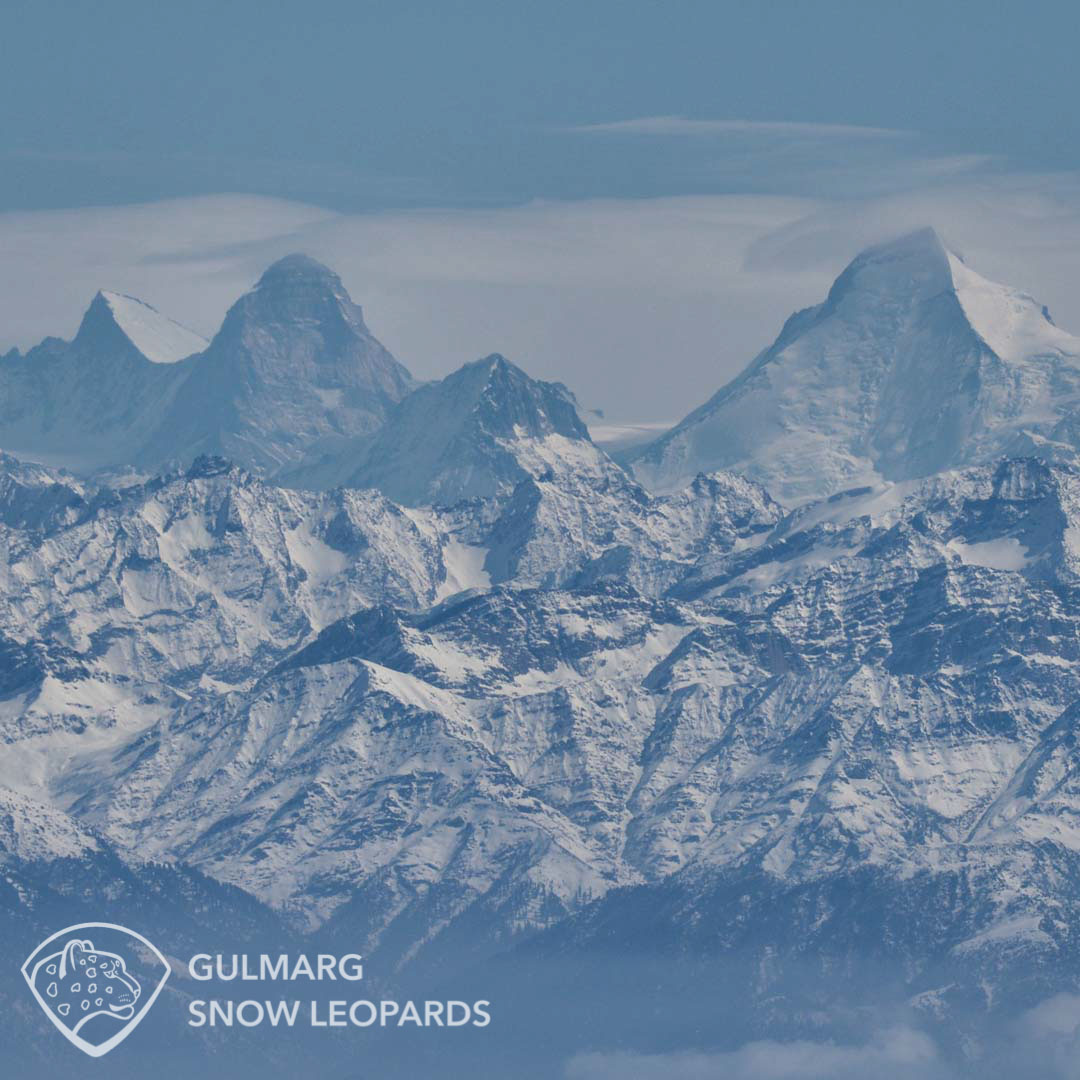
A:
567;116;911;139
563;994;1080;1080
3;171;1080;425
565;1027;950;1080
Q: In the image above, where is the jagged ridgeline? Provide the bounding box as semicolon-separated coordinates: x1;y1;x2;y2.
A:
0;255;414;473
5;231;1080;1078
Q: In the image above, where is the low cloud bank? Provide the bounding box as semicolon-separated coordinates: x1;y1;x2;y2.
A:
565;993;1080;1080
3;172;1080;421
566;1027;947;1080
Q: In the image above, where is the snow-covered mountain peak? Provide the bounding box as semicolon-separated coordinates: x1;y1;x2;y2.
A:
130;255;414;474
256;252;342;287
464;351;515;382
628;227;1080;503
444;353;590;439
72;289;206;364
824;227;1078;361
825;226;954;308
328;352;603;505
947;252;1080;364
232;252;364;333
0;292;199;470
200;251;404;384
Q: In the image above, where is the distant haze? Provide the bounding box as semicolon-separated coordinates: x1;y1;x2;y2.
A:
3;178;1080;422
6;0;1080;420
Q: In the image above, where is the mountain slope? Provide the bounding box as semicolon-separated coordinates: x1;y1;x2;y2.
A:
47;455;1080;1012
0;291;199;468
96;290;207;363
141;254;415;473
0;256;414;477
285;353;610;506
626;228;1080;503
0;453;459;800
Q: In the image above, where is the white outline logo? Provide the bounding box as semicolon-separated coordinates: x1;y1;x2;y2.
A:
21;922;171;1058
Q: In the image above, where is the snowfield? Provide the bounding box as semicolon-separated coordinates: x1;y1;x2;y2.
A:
7;232;1080;1071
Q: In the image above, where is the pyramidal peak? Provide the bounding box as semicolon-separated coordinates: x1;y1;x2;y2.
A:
254;252;346;293
288;351;606;506
412;352;591;445
131;252;414;474
470;351;514;374
451;351;516;384
824;226;953;306
73;289;207;364
208;251;377;347
827;227;1077;361
460;354;578;406
627;226;1080;503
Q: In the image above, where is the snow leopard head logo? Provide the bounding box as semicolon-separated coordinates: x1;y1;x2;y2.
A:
22;923;171;1057
33;938;141;1022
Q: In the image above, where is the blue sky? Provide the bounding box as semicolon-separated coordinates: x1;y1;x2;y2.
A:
3;1;1080;421
3;0;1077;211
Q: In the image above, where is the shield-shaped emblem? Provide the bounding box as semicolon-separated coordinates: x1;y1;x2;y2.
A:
22;922;172;1058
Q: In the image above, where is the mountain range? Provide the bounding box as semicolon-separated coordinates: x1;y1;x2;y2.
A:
5;228;1080;1078
0;254;413;474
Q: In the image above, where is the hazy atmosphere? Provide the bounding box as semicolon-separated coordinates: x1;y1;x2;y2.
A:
7;5;1080;1079
5;0;1080;420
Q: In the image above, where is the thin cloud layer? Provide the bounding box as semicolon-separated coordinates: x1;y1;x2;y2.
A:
564;1028;950;1080
563;995;1080;1080
569;116;910;139
3;174;1080;422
